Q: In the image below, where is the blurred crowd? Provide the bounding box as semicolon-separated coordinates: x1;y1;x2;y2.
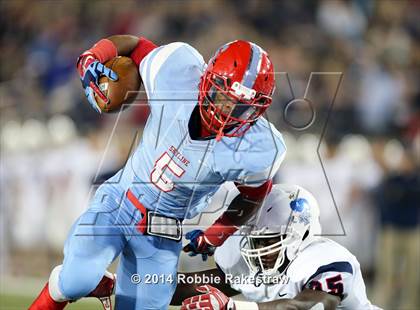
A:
0;0;419;309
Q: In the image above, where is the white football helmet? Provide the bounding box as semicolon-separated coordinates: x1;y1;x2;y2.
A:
240;184;321;276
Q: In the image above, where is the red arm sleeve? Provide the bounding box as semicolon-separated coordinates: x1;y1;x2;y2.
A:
235;179;273;201
202;180;273;246
130;37;158;67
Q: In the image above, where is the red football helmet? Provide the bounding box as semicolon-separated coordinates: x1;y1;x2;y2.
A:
198;40;275;140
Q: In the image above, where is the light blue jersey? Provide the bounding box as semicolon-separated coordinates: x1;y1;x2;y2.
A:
115;42;286;219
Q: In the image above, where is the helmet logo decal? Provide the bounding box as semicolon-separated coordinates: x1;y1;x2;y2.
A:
298;209;311;225
290;197;308;212
231;81;256;100
290;198;311;226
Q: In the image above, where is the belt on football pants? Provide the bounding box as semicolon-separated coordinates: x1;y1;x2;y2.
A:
126;189;182;241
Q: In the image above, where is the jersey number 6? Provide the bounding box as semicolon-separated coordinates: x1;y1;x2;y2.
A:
150;152;185;192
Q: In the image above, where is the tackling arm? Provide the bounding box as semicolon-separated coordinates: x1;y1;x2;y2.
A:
257;289;340;310
230;289;340;310
183;180;272;259
180;286;339;310
227;290;339;310
227;179;273;226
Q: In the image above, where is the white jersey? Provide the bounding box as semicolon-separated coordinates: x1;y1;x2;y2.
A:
215;236;379;309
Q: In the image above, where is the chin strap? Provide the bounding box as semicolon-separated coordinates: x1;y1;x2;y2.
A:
253;269;264;288
216;126;224;141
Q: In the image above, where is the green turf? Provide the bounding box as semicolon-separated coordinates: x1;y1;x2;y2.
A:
0;294;180;309
0;294;108;309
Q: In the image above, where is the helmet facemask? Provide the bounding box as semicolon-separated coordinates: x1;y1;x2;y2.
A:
199;72;272;141
240;225;306;277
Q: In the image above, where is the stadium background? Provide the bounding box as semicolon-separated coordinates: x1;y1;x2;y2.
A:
0;0;419;309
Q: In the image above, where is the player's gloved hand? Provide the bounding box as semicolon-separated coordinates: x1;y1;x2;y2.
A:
77;51;118;113
183;229;216;261
181;285;235;310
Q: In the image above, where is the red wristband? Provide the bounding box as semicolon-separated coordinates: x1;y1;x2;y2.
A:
130;37;158;67
203;214;238;246
88;39;118;63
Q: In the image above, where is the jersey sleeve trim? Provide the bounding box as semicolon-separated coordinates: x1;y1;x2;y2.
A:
304;261;353;288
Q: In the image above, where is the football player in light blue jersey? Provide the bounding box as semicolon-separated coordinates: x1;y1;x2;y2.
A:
31;35;286;310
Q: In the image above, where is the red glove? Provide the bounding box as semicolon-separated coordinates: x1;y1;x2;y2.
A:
181;285;235;310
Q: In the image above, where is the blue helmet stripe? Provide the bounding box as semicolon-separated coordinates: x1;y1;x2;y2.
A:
241;43;262;88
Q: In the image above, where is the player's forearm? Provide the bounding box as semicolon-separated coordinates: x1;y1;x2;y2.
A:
258;299;315;310
77;35;138;73
258;299;332;310
224;193;263;227
228;179;272;226
230;299;302;310
200;194;262;247
256;290;339;310
107;35;139;56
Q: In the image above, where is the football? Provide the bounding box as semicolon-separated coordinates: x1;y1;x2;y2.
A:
95;56;141;113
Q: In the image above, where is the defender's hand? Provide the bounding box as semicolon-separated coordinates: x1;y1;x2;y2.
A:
183;230;216;261
181;285;235;310
77;51;118;113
